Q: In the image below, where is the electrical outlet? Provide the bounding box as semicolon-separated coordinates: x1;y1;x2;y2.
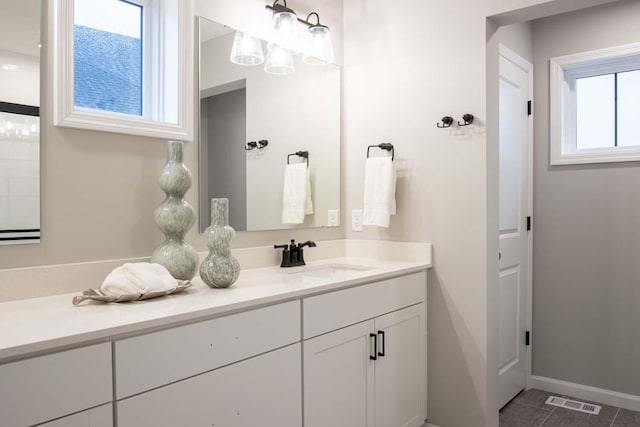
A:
352;209;363;232
327;209;339;226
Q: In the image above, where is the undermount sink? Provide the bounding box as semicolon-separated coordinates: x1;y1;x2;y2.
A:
287;264;373;279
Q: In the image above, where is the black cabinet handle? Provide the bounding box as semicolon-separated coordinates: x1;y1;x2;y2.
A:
369;333;377;360
377;330;385;357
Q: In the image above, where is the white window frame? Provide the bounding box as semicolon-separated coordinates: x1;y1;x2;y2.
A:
550;42;640;165
53;0;193;140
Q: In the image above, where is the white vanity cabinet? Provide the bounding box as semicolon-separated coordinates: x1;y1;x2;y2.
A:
0;262;429;427
0;343;112;427
114;300;302;427
117;344;302;427
303;272;426;427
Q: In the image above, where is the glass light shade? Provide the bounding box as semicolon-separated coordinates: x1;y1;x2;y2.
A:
302;25;335;65
264;45;295;75
271;10;297;46
229;31;264;66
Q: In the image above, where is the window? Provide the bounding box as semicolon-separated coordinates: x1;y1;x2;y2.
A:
550;42;640;165
74;0;143;116
54;0;193;140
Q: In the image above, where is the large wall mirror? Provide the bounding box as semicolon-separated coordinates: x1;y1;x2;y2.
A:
198;17;341;233
0;0;41;245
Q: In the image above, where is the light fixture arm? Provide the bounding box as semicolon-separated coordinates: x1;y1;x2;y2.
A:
265;0;295;14
265;1;329;30
301;12;328;29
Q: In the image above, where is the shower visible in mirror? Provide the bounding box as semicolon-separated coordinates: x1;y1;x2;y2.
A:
198;16;341;233
0;0;41;245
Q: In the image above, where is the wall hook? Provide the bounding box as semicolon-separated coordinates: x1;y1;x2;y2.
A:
458;114;474;127
437;116;454;128
257;139;269;149
245;141;257;151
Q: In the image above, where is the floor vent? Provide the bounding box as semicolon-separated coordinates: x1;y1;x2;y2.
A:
545;396;601;415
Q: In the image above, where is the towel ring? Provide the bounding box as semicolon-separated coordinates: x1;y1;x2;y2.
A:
287;151;309;167
367;143;394;161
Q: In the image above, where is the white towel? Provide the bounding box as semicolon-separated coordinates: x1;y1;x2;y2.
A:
282;163;313;224
305;168;314;215
100;263;178;296
362;157;396;228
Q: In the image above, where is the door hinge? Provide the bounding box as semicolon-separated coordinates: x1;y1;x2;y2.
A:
527;216;531;231
525;331;530;346
527;100;532;116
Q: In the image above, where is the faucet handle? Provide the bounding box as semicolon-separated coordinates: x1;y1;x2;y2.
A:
274;243;291;268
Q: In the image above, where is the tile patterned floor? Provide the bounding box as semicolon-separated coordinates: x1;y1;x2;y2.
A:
500;389;640;427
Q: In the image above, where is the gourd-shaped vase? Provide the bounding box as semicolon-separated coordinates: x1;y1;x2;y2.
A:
199;198;240;288
151;140;199;280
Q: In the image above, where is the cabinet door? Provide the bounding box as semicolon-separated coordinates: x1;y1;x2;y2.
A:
374;304;425;427
0;343;112;427
304;320;375;427
40;404;112;427
117;344;301;427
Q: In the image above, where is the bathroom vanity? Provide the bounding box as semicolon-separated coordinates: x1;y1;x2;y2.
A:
0;254;430;427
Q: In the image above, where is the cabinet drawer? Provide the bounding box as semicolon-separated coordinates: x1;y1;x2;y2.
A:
39;404;112;427
303;272;426;339
115;300;300;398
117;344;302;427
0;343;112;427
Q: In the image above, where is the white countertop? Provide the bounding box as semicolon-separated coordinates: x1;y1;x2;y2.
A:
0;256;430;362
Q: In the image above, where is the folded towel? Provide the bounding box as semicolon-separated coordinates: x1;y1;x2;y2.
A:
362;157;396;228
282;163;313;224
100;263;178;296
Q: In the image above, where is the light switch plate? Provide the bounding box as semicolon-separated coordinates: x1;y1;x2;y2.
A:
327;209;339;226
351;209;363;232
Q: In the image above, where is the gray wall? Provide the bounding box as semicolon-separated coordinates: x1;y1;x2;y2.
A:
203;89;247;231
498;22;533;63
532;0;640;396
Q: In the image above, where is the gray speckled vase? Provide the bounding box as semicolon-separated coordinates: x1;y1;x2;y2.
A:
199;198;240;288
151;141;199;280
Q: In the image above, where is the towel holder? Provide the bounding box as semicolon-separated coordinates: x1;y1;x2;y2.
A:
287;150;309;167
367;143;394;161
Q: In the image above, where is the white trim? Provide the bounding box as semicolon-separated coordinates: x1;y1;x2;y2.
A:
529;375;640;412
53;0;193;140
550;42;640;165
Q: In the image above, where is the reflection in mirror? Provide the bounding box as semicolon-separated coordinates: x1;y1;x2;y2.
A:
198;17;341;233
0;0;41;245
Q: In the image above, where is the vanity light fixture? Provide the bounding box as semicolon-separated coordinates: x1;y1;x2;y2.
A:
265;44;295;75
230;31;265;66
265;0;298;47
301;13;335;65
263;0;336;72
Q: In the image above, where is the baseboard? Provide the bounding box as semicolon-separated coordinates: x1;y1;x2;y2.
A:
529;375;640;412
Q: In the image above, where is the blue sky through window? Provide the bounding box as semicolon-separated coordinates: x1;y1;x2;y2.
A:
74;0;143;116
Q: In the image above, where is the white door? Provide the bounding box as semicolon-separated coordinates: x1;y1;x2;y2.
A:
304;320;375;427
498;45;532;409
374;304;425;427
117;344;302;427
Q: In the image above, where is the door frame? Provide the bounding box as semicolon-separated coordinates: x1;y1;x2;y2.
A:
498;43;534;392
